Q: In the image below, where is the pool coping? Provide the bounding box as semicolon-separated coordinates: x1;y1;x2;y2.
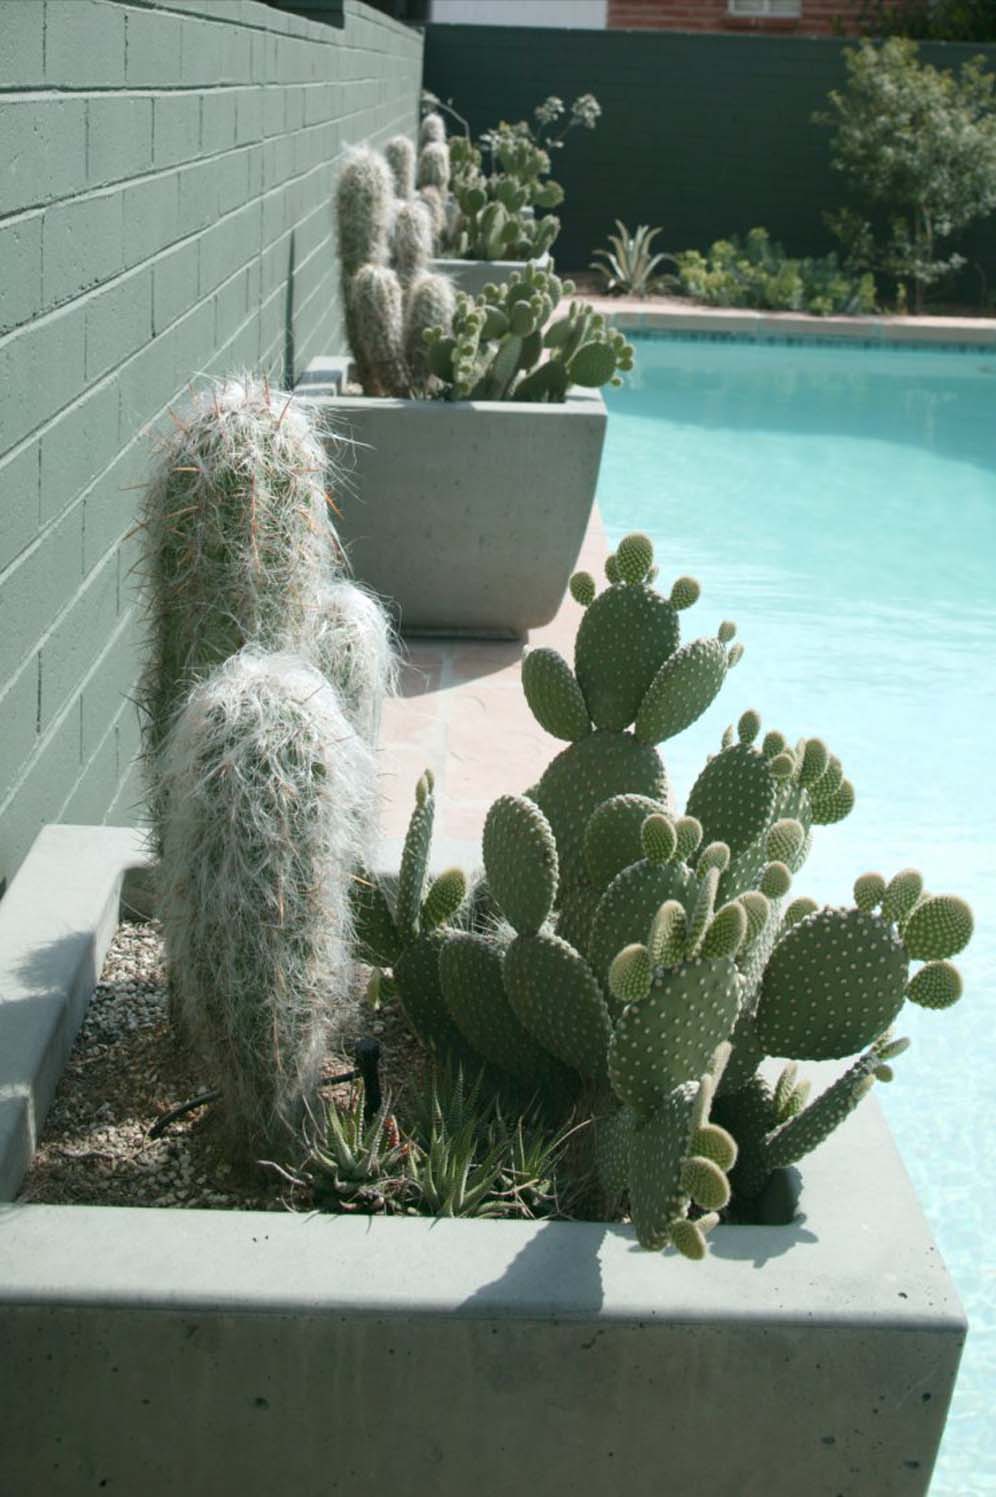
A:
585;294;996;348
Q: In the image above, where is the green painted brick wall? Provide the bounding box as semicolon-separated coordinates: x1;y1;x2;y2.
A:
0;0;423;895
423;25;996;290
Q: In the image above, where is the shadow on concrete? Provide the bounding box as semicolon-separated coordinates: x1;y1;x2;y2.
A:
456;1218;610;1319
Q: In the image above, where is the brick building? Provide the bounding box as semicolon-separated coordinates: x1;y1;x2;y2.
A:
606;0;860;33
429;1;865;35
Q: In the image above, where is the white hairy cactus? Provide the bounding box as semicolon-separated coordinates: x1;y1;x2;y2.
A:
160;649;378;1158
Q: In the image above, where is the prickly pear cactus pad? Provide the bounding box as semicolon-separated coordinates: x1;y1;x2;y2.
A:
533;731;668;894
503;932;612;1078
607;958;742;1110
755;906;910;1060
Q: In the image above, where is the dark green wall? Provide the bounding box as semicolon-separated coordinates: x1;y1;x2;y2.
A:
0;0;422;894
424;24;996;294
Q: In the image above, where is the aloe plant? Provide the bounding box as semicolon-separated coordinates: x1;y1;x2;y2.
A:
591;221;669;297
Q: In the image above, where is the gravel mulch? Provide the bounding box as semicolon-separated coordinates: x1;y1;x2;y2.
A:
18;920;422;1212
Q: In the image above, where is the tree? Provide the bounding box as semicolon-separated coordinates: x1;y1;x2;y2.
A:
817;38;996;311
844;1;996;42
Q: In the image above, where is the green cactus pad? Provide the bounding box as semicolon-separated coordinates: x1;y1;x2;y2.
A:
680;1155;731;1211
589;859;698;986
691;1121;738;1172
763;1043;888;1172
582;794;668;891
555;883;602;957
766;819;806;867
648;899;689;967
686;743;778;858
671;577;701;611
608;957;741;1111
503;931;612;1078
482;794;558;935
615;532;655;585
853;872;886;912
905;959;963;1009
755;907;910;1059
738;710;762;745
782;895;820;928
568;340;624;388
697;841;731;876
574;585;681;731
395;930;480;1066
738;890;772;947
881;868;923;926
712;1073;777;1200
439;931;574;1090
421;868;467;931
396;778;434;940
673;816;703;864
797;737;829;787
593;1105;636;1207
901;894;973;960
626;1086;696;1252
609;943;654;1004
634;636;729;746
759;861;792;900
351;874;401;967
809;776;855;825
700;901;748;960
533;730;669;892
641;813;679;864
569;571;596;607
521;647;591;742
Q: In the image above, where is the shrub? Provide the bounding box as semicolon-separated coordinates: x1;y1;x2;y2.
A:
816;38;996;311
667;228;877;316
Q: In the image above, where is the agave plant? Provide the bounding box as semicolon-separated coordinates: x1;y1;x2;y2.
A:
590;220;669;297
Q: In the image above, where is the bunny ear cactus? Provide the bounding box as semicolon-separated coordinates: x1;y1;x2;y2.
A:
421;265;635;402
360;527;973;1252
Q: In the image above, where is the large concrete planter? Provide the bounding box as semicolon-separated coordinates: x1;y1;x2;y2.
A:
295;357;607;638
430;251;550;298
0;824;967;1496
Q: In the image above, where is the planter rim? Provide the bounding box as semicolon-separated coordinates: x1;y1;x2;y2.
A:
0;825;966;1337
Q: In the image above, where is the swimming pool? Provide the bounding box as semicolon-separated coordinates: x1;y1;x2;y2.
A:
599;333;996;1497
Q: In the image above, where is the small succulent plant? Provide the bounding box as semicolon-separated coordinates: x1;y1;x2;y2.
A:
591;221;669;298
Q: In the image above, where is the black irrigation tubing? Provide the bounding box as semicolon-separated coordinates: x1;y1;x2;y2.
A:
148;1038;383;1139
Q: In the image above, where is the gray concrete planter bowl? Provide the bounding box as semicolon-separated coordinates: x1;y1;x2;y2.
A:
0;826;966;1497
295;357;607;638
430;252;550;298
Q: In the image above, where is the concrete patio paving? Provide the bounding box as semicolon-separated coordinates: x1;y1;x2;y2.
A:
374;507;608;878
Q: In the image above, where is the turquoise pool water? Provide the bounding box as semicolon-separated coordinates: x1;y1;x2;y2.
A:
599;334;996;1497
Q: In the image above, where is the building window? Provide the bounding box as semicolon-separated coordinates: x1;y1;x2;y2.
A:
728;0;803;16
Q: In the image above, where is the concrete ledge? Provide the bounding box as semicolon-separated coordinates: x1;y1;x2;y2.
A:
0;824;152;1201
590;296;996;347
0;824;967;1496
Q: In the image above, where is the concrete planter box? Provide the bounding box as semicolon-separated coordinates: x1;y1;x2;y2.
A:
430;251;550;298
295;356;607;638
0;826;966;1497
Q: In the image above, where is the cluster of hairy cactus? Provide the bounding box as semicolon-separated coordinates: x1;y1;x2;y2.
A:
139;376;396;1159
354;532;973;1258
423;262;635;402
335;138;457;398
419;106;566;263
